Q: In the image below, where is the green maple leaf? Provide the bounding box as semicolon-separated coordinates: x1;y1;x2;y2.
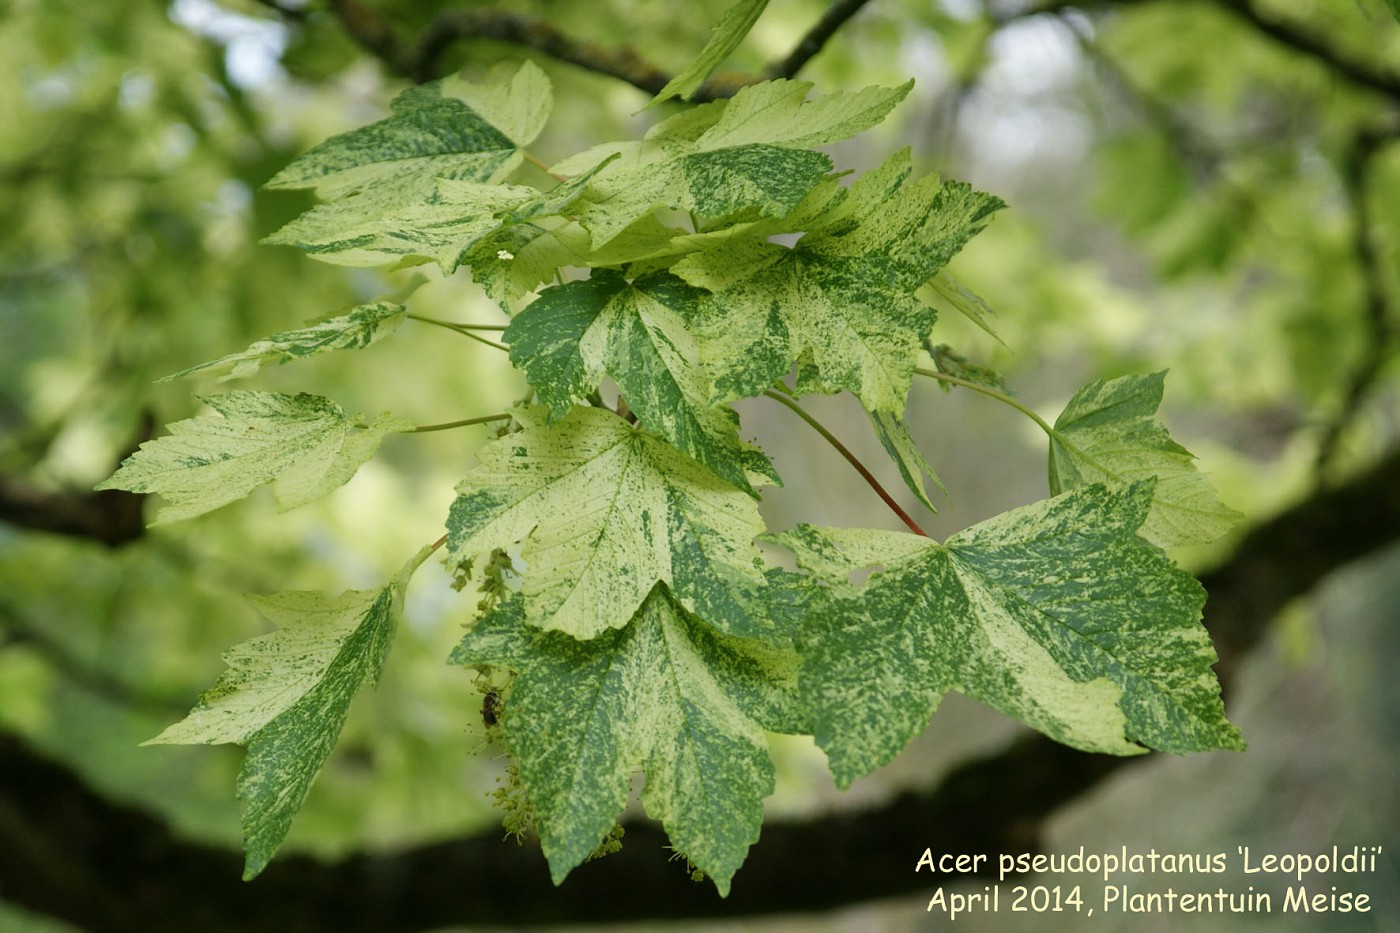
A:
449;585;801;894
921;270;1004;343
146;548;426;878
674;148;1003;413
160;301;406;382
775;481;1243;787
447;406;771;640
265;60;551;200
461;218;592;307
96;392;410;523
551;78;912;246
868;409;945;512
648;0;770;106
265;159;612;273
504;269;777;493
1049;372;1242;547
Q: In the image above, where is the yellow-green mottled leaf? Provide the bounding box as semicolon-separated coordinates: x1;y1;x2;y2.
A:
439;59;552;149
449;585;799;894
265;158;612;272
921;270;1003;344
868;409;945;512
146;546;424;878
266;61;550;199
463;218;592;308
447;406;770;640
775;482;1242;787
1049;372;1243;547
159;302;406;382
648;0;770;107
554;79;911;246
674;149;1002;413
95;392;410;523
505;270;777;493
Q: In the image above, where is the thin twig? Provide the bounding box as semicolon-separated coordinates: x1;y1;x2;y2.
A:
405;414;513;434
915;367;1056;434
764;389;928;536
765;0;877;80
1213;0;1400;102
991;0;1400;104
407;314;510;351
408;8;680;90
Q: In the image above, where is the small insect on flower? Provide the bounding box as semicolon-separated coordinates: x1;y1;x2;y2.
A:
481;689;503;728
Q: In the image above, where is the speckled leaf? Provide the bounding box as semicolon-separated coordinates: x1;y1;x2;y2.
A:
446;406;770;640
868;409;945;512
675;149;1003;412
96;392;410;523
146;547;423;878
922;270;1003;343
266;159;611;272
1049;372;1242;547
160;302;406;382
553;79;911;245
449;585;799;893
648;0;769;106
505;270;776;493
266;60;550;199
463;218;591;307
775;482;1242;787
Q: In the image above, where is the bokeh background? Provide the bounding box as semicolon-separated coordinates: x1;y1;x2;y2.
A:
2;0;1398;929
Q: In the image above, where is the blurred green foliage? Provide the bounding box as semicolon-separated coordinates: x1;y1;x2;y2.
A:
2;0;1397;927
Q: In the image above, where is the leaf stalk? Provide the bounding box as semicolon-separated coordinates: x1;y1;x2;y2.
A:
764;389;928;537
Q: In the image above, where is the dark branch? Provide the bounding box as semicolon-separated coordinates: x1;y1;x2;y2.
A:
326;0;408;76
0;475;145;547
407;9;679;93
992;0;1400;103
1314;122;1400;473
764;0;877;80
1213;0;1400;102
7;442;1400;929
0;413;152;547
332;1;870;97
248;0;308;23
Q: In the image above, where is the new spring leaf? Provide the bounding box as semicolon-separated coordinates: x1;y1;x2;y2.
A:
145;558;417;878
1049;372;1242;547
447;406;770;640
777;482;1243;787
96;392;410;523
505;269;777;493
675;149;1003;413
160;302;406;382
450;586;800;894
